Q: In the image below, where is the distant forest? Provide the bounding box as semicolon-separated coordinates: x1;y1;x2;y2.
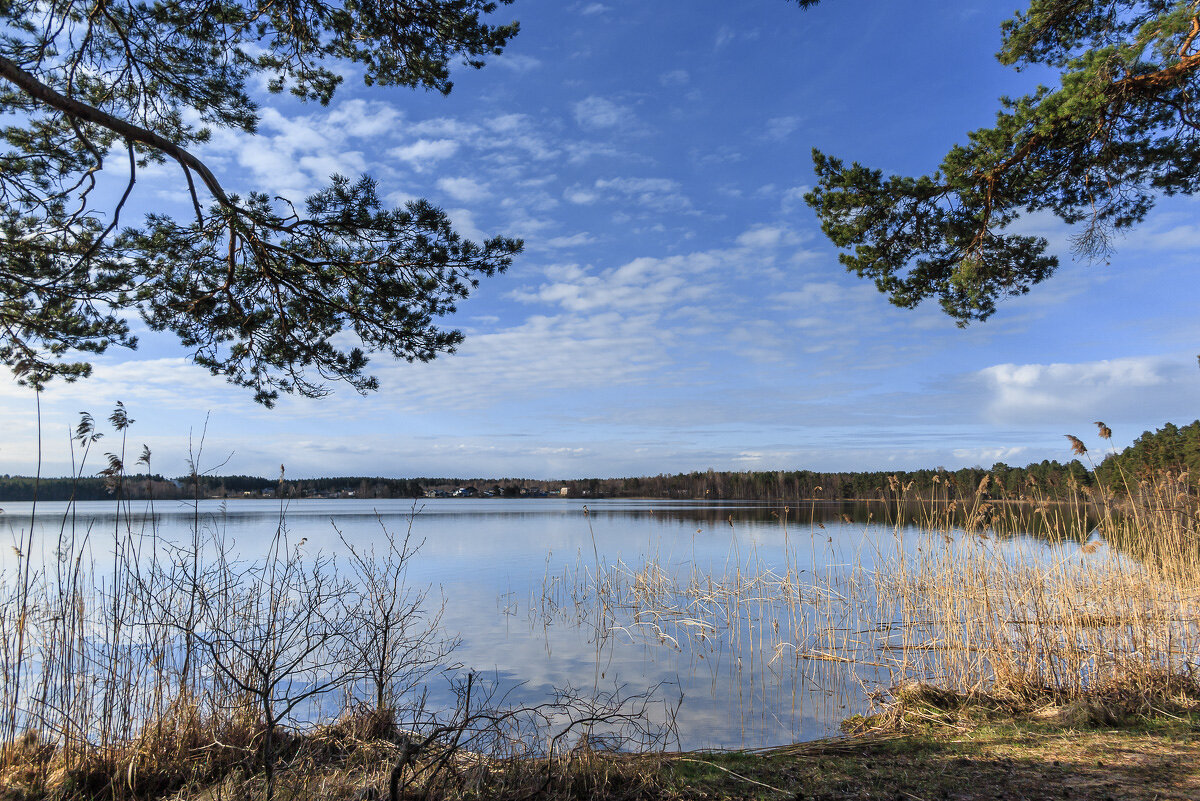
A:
1;420;1195;503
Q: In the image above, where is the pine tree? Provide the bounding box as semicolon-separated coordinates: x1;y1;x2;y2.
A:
1;0;522;403
797;1;1200;324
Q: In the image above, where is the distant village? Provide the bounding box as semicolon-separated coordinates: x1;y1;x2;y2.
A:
0;475;601;503
272;484;585;500
421;486;570;499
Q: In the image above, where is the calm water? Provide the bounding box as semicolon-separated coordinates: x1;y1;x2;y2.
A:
0;498;1070;749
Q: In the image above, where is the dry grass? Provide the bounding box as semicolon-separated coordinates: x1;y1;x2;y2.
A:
550;468;1200;726
662;704;1200;801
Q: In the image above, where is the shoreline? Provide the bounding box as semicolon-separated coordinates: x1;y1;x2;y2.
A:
4;690;1197;800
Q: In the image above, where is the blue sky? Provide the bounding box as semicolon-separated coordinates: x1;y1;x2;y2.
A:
3;0;1198;480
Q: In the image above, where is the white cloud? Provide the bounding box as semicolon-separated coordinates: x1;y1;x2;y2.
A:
595;177;679;194
579;3;609;14
437;176;490;202
406;118;482;139
543;233;597;249
573;96;634;130
384;189;420;207
1148;223;1200;249
504;215;557;239
593;176;692;213
735;225;798;250
509;241;736;318
1124;220;1200;251
325;100;404;138
564;186;600;204
659;69;690;87
951;446;1029;465
480;114;559;161
562;140;627;164
444;208;489;244
193;101;410;199
492;53;542;73
389;139;461;169
775;281;852;307
780;185;811;212
298;151;367;181
975;356;1199;425
691;147;744;167
763;115;802;141
367;311;675;412
723;323;795;364
0;360;250;465
487;114;527;134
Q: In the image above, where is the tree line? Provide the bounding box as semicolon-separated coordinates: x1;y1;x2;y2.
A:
0;475;427;502
2;421;1192;503
556;460;1094;502
1095;420;1200;484
0;459;1098;503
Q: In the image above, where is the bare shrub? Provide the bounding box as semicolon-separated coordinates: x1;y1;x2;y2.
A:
383;673;676;801
176;524;355;800
338;512;460;714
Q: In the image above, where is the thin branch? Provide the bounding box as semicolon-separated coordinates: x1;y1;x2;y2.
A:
0;53;235;210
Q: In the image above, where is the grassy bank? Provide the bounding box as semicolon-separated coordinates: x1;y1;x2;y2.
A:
3;686;1198;800
667;690;1200;801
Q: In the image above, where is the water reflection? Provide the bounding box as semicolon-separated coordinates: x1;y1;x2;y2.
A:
1;497;1081;749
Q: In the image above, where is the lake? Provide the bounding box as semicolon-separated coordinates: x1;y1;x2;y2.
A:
1;497;1084;750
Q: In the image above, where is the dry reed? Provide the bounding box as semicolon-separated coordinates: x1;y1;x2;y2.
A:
550;461;1200;727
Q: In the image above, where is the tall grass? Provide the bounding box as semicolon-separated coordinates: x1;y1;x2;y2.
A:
0;411;449;799
553;455;1199;721
0;409;674;800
